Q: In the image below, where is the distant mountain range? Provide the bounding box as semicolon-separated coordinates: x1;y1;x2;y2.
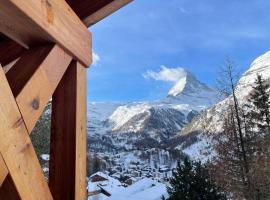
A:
87;68;220;150
88;51;270;163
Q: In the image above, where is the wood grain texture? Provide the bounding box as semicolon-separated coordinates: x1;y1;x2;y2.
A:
0;44;71;196
66;0;113;19
0;67;52;199
84;0;133;26
75;62;87;200
49;61;86;200
66;0;133;26
0;0;92;66
0;154;8;187
6;44;72;133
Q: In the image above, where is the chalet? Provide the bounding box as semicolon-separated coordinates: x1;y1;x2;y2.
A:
87;172;123;199
91;174;109;183
125;177;137;185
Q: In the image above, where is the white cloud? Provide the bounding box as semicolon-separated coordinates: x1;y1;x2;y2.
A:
143;66;187;83
92;50;100;66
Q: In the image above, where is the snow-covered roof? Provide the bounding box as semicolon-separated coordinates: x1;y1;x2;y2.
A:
88;172;123;195
88;193;108;200
108;178;168;200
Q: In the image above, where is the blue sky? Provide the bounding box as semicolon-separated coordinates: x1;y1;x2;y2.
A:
87;0;270;102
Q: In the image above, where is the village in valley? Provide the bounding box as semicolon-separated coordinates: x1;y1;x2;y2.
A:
85;151;174;200
86;170;169;200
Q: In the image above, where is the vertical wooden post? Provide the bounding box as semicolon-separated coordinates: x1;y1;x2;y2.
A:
49;61;87;200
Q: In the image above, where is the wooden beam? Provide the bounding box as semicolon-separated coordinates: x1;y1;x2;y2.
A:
6;44;72;133
84;0;133;26
0;44;72;189
0;0;92;66
0;67;52;199
0;155;8;186
66;0;113;20
49;61;86;200
0;36;26;67
74;62;87;200
66;0;133;27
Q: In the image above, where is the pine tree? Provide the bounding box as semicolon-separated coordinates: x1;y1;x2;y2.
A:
248;74;270;134
245;74;270;199
166;157;225;200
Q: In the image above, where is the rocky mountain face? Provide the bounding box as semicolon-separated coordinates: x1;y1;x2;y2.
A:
87;69;219;151
166;69;219;109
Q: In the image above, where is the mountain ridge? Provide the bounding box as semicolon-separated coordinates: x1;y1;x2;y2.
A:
88;68;219;150
179;51;270;137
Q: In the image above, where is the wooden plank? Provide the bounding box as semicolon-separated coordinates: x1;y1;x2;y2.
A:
0;67;53;199
6;44;72;133
0;0;92;66
0;44;72;191
66;0;133;26
84;0;133;26
49;61;86;200
0;36;26;66
0;155;8;186
66;0;114;20
75;62;87;200
0;174;20;200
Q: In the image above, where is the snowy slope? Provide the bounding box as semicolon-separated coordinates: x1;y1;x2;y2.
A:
107;102;187;135
108;103;151;131
178;51;270;157
109;178;168;200
167;69;219;109
87;102;122;135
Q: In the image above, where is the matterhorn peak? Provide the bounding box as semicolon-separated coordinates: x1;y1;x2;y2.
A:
167;69;213;97
168;69;191;96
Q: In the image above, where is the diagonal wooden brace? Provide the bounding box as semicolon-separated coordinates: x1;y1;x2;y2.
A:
0;44;72;191
6;44;72;132
0;66;53;199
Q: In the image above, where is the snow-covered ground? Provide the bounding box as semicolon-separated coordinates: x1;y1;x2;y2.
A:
88;102;122;135
87;172;168;200
109;178;168;200
181;134;216;163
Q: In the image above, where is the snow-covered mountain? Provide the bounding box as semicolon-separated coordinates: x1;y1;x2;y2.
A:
88;102;122;135
176;51;270;160
87;68;219;150
167;69;218;109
